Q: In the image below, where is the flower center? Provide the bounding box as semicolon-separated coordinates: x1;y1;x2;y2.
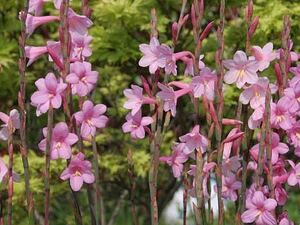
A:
48;93;54;99
55;142;62;149
73;171;81;177
296;133;300;139
276;115;285;123
87;119;93;126
237;69;245;78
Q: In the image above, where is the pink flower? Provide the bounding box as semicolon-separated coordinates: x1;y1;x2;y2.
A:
278;212;294;225
274;185;287;206
222;175;241;201
179;125;208;154
190;67;217;101
250;132;289;164
0;109;20;140
31;73;67;116
290;64;300;76
248;105;264;129
250;43;278;71
122;110;153;139
66;62;98;96
223;50;259;88
38;122;78;160
287;160;300;187
25;14;59;36
284;82;300;114
68;8;93;35
271;97;294;130
138;37;171;74
287;121;300;149
71;33;93;60
0;158;8;182
123;85;156;115
74;100;108;138
60;153;95;191
241;191;277;225
160;143;188;178
28;0;45;16
25;45;48;66
53;0;62;9
239;77;269;109
156;83;191;117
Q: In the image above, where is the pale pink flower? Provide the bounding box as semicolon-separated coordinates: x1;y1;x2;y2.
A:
31;73;67;116
53;0;62;9
123;85;156;115
290;64;300;77
25;14;59;36
239;77;269;109
222;175;241;201
138;37;171;74
223;50;259;88
250;42;278;71
156;83;191;117
274;185;287;206
38;122;78;160
0;109;20;140
68;9;93;35
287;160;300;187
160;143;188;178
250;132;289;164
71;33;93;60
271;97;294;130
28;0;45;16
190;67;217;101
248;105;264;129
66;62;98;96
122;110;153;139
241;191;277;225
60;152;95;191
284;82;300;114
179;125;208;154
25;45;48;66
287;121;300;149
74;100;108;138
0;158;8;182
278;212;294;225
273;159;289;186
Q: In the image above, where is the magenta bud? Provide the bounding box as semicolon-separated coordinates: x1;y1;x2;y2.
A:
47;46;64;70
209;101;218;125
274;63;283;85
172;22;178;42
248;16;259;38
245;0;253;22
222;118;243;126
198;0;204;15
181;14;189;26
223;132;244;144
199;21;214;41
140;76;152;97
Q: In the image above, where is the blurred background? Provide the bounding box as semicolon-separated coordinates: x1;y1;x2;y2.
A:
0;0;300;224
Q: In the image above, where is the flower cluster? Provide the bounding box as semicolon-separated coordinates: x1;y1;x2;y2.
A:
26;0;108;192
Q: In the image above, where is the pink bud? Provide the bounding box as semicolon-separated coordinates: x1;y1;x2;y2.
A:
222;119;243;126
47;46;64;70
248;16;259;38
140;76;152;98
209;101;218;125
245;0;253;22
274;63;283;86
223;132;244;144
180;14;189;26
199;21;214;42
172;22;178;43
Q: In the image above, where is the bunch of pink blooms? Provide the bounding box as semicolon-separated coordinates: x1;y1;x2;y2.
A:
122;1;299;225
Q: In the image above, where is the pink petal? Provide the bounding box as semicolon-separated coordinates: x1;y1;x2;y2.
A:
70;176;84;191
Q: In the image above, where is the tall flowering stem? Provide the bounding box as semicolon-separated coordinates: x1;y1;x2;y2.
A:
7;125;14;225
279;16;291;89
18;0;35;223
44;106;53;225
214;0;226;224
